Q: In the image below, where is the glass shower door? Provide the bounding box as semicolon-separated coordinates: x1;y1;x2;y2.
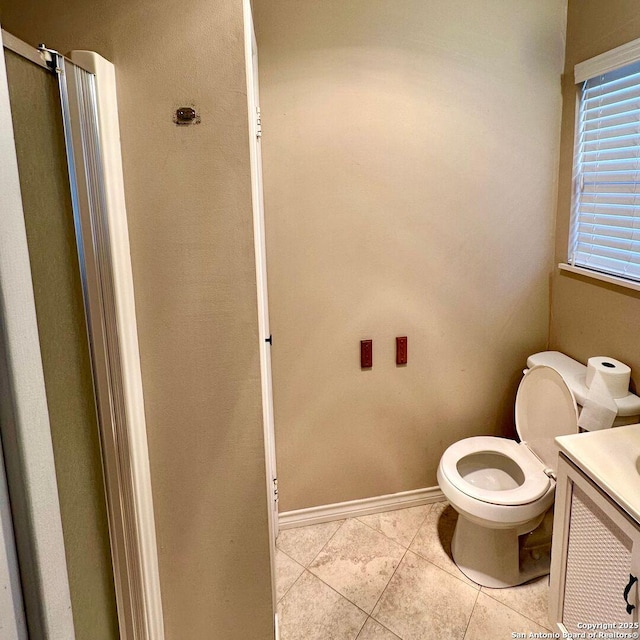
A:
2;30;165;639
3;40;118;640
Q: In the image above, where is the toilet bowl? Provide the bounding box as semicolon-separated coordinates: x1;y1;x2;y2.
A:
437;364;578;588
438;437;555;528
437;351;640;588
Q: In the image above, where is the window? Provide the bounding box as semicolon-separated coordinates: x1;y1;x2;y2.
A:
569;42;640;284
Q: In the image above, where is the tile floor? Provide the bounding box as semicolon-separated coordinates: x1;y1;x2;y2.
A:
275;501;554;640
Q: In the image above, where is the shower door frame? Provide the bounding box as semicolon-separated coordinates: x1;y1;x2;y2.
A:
0;29;165;640
0;26;76;640
55;50;165;640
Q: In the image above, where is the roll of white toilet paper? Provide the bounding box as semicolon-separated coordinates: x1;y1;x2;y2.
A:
585;357;631;399
578;369;618;431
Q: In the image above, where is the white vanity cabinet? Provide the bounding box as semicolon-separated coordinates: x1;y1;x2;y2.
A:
549;453;640;634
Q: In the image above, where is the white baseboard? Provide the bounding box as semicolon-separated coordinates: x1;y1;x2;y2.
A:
278;486;445;530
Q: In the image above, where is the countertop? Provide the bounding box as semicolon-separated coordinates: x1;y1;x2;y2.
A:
556;423;640;524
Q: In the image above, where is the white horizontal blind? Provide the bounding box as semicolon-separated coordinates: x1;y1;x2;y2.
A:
570;59;640;282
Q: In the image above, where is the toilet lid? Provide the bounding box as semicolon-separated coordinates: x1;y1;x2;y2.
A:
515;365;579;471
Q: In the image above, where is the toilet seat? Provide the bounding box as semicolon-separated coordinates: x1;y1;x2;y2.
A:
439;437;550;506
439;366;579;508
437;361;583;588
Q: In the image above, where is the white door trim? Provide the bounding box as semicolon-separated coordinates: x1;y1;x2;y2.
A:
0;27;75;639
243;0;279;625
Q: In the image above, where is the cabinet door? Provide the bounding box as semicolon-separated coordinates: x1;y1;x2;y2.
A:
562;483;638;633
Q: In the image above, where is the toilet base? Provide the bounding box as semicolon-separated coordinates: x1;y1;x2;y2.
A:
451;510;552;588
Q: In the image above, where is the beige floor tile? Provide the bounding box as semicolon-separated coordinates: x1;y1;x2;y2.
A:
372;550;478;640
464;592;550;640
275;504;553;639
277;520;344;566
409;501;480;589
276;548;305;602
357;505;431;548
278;570;367;640
309;518;405;613
481;575;552;630
356;618;401;639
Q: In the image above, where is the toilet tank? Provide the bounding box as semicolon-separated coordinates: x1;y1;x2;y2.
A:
526;351;640;426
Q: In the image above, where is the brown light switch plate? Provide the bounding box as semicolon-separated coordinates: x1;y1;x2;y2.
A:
396;336;407;365
361;340;373;368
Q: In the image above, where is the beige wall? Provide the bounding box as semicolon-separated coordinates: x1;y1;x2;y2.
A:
0;1;274;638
254;0;567;511
550;0;640;388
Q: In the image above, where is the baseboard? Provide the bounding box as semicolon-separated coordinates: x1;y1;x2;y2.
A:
278;486;445;530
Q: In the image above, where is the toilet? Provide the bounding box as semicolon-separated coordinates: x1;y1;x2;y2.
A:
437;351;640;589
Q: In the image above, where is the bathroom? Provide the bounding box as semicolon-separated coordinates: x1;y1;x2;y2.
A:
1;0;640;639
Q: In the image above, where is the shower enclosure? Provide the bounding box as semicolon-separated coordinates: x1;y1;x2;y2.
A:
0;29;163;639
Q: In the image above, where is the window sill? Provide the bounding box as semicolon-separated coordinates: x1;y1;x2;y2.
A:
558;263;640;294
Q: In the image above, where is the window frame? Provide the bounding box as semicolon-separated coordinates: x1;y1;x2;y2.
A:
560;36;640;292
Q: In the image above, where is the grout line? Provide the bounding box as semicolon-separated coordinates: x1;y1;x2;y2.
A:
407;502;482;591
277;567;307;606
284;502;496;639
355;501;436;550
276;545;304;569
274;547;305;604
305;519;347;568
408;546;481;591
406;502;435;548
353;615;369;640
354;502;438;620
462;589;481;640
354;619;365;640
355;617;401;640
301;515;409;619
368;546;409;623
307;569;371;618
354;516;409;549
362;505;440;616
306;512;421;622
280;517;372;616
354;501;479;619
282;500;550;638
307;555;389;618
480;580;553;631
481;589;551;631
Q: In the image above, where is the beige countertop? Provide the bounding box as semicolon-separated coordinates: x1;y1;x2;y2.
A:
556;423;640;524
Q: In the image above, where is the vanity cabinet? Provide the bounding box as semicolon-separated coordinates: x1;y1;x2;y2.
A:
549;454;640;634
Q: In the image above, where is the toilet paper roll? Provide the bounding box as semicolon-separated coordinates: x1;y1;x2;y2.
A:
585;356;631;399
578;369;618;431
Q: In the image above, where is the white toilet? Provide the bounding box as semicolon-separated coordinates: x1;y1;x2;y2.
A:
437;351;640;589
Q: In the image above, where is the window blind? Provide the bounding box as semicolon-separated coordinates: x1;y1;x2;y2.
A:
570;59;640;282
